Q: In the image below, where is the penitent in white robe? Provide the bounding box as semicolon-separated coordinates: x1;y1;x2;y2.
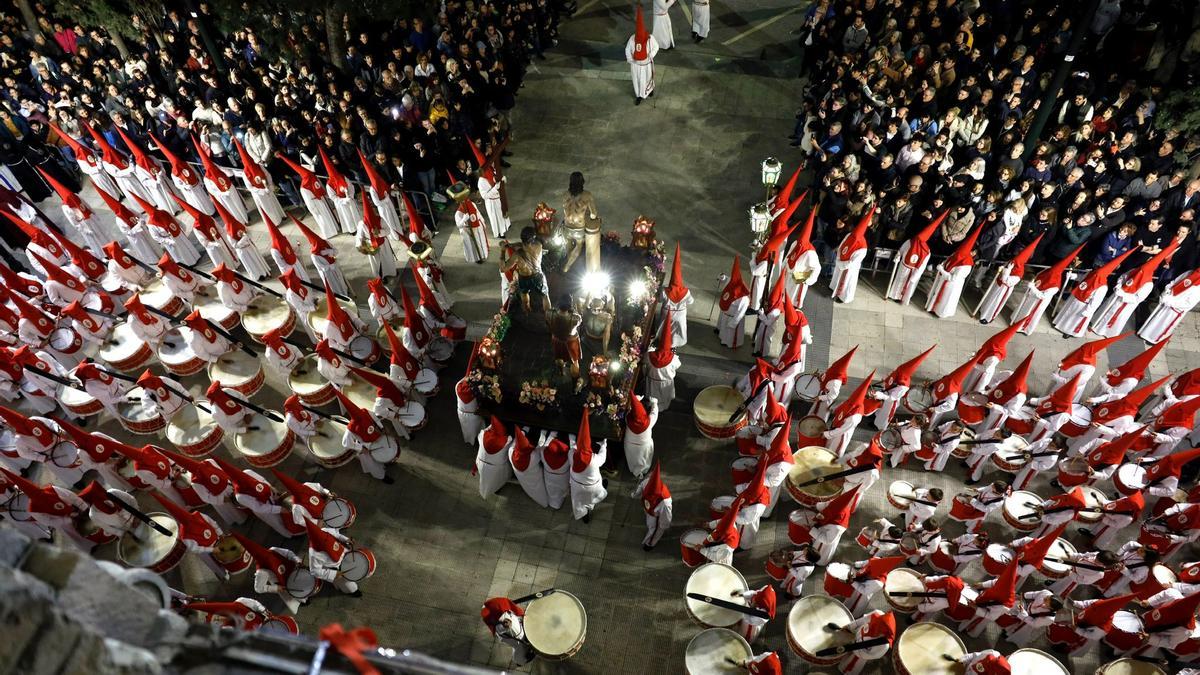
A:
623;396;659;478
886;242;929;305
652;0;676;49
925;263;971;318
477;175;509;238
1053;289;1108;338
302;186;340;238
830;249;867;303
1139;275;1200;344
1091;281;1152;338
569;439;608;520
718;295;749;348
692;0;710;37
975;263;1021;323
625;35;659;99
1011;281;1059;335
647;355;680;410
475;431;514;498
783;249;821;309
243;174;285;224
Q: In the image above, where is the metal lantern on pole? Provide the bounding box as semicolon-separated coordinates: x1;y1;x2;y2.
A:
749;202;772;234
761;157;782;187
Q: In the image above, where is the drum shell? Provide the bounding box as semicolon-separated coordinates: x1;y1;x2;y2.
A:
1129;563;1176;599
983;545;1012;576
1139;523;1177;554
208;356;265;398
173;425;224;458
1038;541;1077;579
684;629;752;675
680;528;707;567
991;451;1027;473
75;515;118;545
1061;404;1092;438
1002;494;1041;532
957;393;987;425
49;327;84;356
118;405;167;435
60;389;103;416
893;623;965;675
349;335;381;367
322;497;357;529
1114;464;1145;496
1077;487;1107;524
158;344;206;377
685;563;749;628
1103;613;1145;652
765;550;789;581
1096;658;1167;675
693;385;748;440
100;323;154;372
286;568;324;599
929;542;956;573
886;480;914;509
242;298;296;342
263;616;300;635
786;594;852;666
884;568;925;613
794;374;821;402
1057;457;1091;489
902;385;934;413
795;415;827;447
731;457;758;487
340;547;377;583
788;510;812;546
785;447;843;506
1005;416;1036;435
235;423;296;468
289;355;336;406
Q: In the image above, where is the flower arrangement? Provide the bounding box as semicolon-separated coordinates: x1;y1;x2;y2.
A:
519;379;558;410
468;370;502;403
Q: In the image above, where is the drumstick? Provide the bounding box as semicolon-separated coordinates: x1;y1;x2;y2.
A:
176;260;217;281
727;380;773;425
297;277;353;303
220;390;285;423
143;304;184;324
684;592;772;620
104;489;173;537
282;334;369;367
899;494;940;507
153;381;214;414
221;266;286;299
18;364;84;391
198;317;258;358
887;591;947;598
512;588;557;604
1043;557;1106;572
123;254;158;274
814;637;890;657
792;463;876;489
82;360;139;384
300;403;349;426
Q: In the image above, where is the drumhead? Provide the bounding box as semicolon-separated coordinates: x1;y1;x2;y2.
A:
99;322;142;361
340;548;375;582
140;279;173;308
524;590;586;657
1069;403;1091;425
118;391;161;422
196;287;236;323
344;376;376;412
157;328;194;364
60;386;97;407
681;528;707;548
310;422;350;460
1043;540;1077;573
288;354;328;394
235;413;289;459
787;594;851;656
308;298;360;335
888;480;915;501
880;428;903;450
895;622;965;675
322;497;355;529
885;568;924;608
1004;491;1041;520
1007;648;1068;675
209;350;260;387
242;296;292;335
118;514;180;567
787;446;842;499
167;406;220;447
684;628;752;675
1097;658;1167;675
1152;563;1177;586
797;415;827;437
794;373;821;400
286;567;320;598
694;386;744;426
686;563;749;627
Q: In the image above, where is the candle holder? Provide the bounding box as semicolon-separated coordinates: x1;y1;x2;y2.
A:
478;336;502;370
533;202;557;239
631;215;656;250
589;355;611;390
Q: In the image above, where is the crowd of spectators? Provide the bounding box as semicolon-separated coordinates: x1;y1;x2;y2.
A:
794;0;1200;296
0;0;570;220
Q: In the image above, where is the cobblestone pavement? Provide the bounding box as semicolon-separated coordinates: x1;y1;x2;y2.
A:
16;1;1200;673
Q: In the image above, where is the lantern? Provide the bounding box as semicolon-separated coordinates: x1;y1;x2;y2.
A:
532;202;556;239
749;202;771;234
761;157;782;187
631;215;656;249
589;355;610;390
478;336;501;370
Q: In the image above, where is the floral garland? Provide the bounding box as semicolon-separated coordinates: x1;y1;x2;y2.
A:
519;379;559;410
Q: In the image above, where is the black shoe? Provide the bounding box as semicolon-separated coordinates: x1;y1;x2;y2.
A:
383;475;395;484
581;512;591;523
980;319;991;325
500;160;511;168
643;543;653;551
1042;579;1053;587
1077;527;1093;537
601;477;609;489
1062;334;1072;340
635;97;642;105
964;478;979;486
648;90;654;97
697;36;705;43
349;590;364;598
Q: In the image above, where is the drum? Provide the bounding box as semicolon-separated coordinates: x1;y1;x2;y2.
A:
794;373;821;402
796;415;828;447
887;480;915;509
884;567;925;613
929;541;957;573
233;413;295;468
1061;404;1093;438
789;509;814;545
340;547;377;583
957;392;988;425
261;616;300;635
685;563;749;628
208;350;265;398
48;326;84;359
951;429;975;458
1114;463;1147;496
285;567;323;600
990;443;1029;473
116;392;167;435
343;375;376;413
307;297;362;340
709;495;735;521
1005;414;1036;435
348;335;381;366
308;420;356;468
74;513;117;545
166;406;224;458
1057;456;1092;489
241;295;296;342
1008;648;1068;675
878;428;904;454
4;494;34;525
765;549;790;581
983;543;1014;576
288;355;335;406
1078;486;1108;524
212;535;252;575
893;622;966;675
524;590;587;660
141;279;183;316
50;441;83;472
1002;490;1042;531
322;497;357;530
902;384;935;413
1038;539;1079;579
731;457;758;486
98;322;154;372
681;528;708;567
59;386;102;417
425;336;454;362
684;628;753;675
694;386;747;439
194;287;240;330
1096;658;1167;675
1129;563;1177;599
413;367;440;396
785;446;843;505
157;328;205;376
118;513;185;574
786;593;852;665
398;400;429;432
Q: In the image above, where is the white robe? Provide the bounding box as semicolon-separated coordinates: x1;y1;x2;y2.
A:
312;252;350;298
475;431;514;498
886;242;929;305
1053;290;1108;337
61;205;111;254
691;0;710;37
784;249;821;308
623;396;658;477
541;445;570;510
135;166;178;213
197;230;238;270
301;187;340;238
752;308;781;357
652;0;676;49
975;264;1021;323
662;292;693;347
457;388;485;445
871;384;907;430
633;481;672;547
477;175;509;238
329;187;361;235
718;296;749;348
509;439;550;508
925;263;971;318
356;223;398;279
569;438;608;520
174;177;215;214
369;187;405;240
204;177;249;224
830;249;867;303
1139;277;1200;343
147;225;202;266
78;157;120;198
455;207;490;263
647;355;680;410
1011;281;1059;334
625;36;659;98
1091;282;1152;337
230;233;271;281
243;175;285;224
116;217;162;264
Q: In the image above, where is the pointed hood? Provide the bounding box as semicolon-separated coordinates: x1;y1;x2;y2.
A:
1018;522;1068;567
233;532;295;584
510;426;535;471
830;370;879;427
150;133;199;184
0;467;72;514
303;517;346;559
739;455;772;507
857;554;907;581
823;346;858;385
664;243;689;303
318;146;349;196
942;223;983;270
1035;373;1082;417
114;126;158;175
718;255;750;311
837;205;876;261
131;193;183;237
770;191;806;239
160;449;230;496
103;240;141;274
82;122;127;168
399;285;431;349
467;138;494;182
289;214;330;254
641;461;670;508
1059;333;1128;371
1044;486;1088;513
410;265;444;318
171;192;220;239
262;211;298;265
1006;233;1045;280
989;351;1034;404
400;191;430;243
37;167;89;213
192;134;232;188
571;412;594;473
542;435;570;470
358;148;391;197
322;279;356;343
847;434;885;469
1142;592;1200;631
361;192;383;244
1033;243;1087;291
1108;339;1168;385
1144;446;1200;485
49;122;96;164
0;405;38;436
0;261;42;297
755;213;800;263
7;286;55;335
1158;392;1200;429
817;485;861;528
1093;377;1169;425
1122;239;1179;294
1167;267;1200;297
366;278;391;307
882;344;936;390
382;321;422;381
331;387;382;442
123;294;159;326
76;480;124;514
482;416;509;455
48;228;105;281
786;207;819;264
1077;593;1137;628
764;418;794;465
707;493;744;547
93;185;139;225
762;389;788;427
233;138;267;187
270;468;327;521
975;322;1023;361
930;354;982;400
648;311;675;368
30;250;86;296
350;365;406;403
3;211;64;258
277;152;323;194
633;5;652;58
626;394;651;433
761;272;787;313
773;170;804;214
1101;489;1145;517
54;417;122;465
1072;247;1138;301
211;456;274;500
902;210;948;267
